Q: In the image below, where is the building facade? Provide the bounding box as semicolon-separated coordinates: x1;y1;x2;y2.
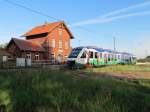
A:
7;21;74;64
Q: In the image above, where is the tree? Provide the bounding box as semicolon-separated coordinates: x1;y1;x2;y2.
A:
146;56;150;59
0;43;8;49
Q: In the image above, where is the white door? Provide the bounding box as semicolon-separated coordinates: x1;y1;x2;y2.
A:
58;54;63;64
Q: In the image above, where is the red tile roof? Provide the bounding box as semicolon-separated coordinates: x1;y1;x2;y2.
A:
11;38;45;52
25;21;74;38
25;21;62;36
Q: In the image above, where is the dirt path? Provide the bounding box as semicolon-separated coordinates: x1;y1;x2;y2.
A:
76;71;150;80
92;72;150;79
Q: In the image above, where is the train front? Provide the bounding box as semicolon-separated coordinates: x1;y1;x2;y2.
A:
67;47;83;68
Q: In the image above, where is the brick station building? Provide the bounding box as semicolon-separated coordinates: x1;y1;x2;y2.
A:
7;21;74;64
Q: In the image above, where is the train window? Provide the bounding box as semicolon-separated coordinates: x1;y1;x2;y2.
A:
111;55;113;61
90;52;93;58
81;52;86;58
100;53;102;58
108;54;111;61
95;52;98;58
118;55;120;60
112;55;115;60
68;48;82;58
115;55;117;61
110;54;112;61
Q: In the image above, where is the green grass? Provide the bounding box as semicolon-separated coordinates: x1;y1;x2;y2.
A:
86;65;150;73
0;69;150;112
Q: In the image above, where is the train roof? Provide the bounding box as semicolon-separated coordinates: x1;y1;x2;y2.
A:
73;46;135;56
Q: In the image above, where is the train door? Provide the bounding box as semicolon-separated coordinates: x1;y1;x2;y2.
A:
99;52;103;65
93;52;98;66
97;52;100;65
107;54;110;64
104;53;107;64
89;51;94;65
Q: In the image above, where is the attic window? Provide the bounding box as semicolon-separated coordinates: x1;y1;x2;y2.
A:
59;28;63;38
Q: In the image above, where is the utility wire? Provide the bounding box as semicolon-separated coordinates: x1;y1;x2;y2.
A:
4;0;60;21
3;0;100;35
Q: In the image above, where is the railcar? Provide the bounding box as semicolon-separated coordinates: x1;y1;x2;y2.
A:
67;46;136;68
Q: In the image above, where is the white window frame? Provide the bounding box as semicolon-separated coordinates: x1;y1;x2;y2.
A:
26;52;31;59
35;53;39;61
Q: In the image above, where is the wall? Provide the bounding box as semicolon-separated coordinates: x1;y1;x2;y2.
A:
8;42;22;58
46;24;72;63
21;51;45;61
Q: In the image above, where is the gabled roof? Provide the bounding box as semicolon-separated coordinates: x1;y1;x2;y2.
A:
25;21;74;39
8;38;45;52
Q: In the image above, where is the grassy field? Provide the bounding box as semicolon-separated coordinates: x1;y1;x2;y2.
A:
87;65;150;72
86;65;150;79
0;66;150;112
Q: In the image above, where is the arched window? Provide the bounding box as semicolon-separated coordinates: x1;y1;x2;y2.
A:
52;39;55;48
59;40;62;49
35;53;39;61
26;52;31;59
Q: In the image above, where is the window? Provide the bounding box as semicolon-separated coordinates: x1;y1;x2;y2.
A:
52;39;55;48
81;52;86;58
118;55;120;60
65;55;68;62
90;52;93;58
26;53;31;59
115;55;117;61
50;54;55;64
65;41;68;49
112;54;115;60
35;53;39;61
59;40;62;49
100;53;102;58
108;54;111;61
59;28;63;39
110;54;113;61
95;52;98;58
68;48;82;58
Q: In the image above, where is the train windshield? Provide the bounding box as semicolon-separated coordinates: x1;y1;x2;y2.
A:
68;48;82;58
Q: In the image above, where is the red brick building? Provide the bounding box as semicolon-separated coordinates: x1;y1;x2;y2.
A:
7;21;74;64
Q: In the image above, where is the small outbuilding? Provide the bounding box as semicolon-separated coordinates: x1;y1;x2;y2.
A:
0;48;11;62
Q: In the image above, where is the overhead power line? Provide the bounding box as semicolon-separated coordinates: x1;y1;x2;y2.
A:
4;0;60;21
3;0;100;36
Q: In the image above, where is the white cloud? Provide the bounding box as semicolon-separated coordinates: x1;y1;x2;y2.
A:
70;1;150;26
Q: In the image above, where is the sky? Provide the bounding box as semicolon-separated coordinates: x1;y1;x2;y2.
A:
0;0;150;58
